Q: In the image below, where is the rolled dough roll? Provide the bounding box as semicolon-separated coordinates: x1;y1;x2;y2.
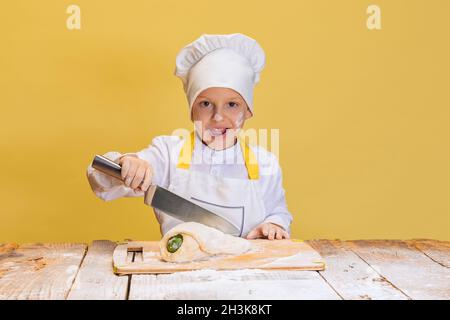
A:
159;222;252;263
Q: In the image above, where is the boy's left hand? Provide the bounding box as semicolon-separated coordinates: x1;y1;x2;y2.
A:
246;223;290;240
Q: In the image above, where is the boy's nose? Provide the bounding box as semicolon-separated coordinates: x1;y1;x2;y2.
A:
213;112;224;121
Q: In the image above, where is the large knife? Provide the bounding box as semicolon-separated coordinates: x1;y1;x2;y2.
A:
91;155;240;236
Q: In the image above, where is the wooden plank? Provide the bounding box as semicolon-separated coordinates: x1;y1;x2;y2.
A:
409;239;450;268
307;240;409;300
67;240;129;300
0;244;20;277
114;240;325;274
129;269;341;300
0;244;19;261
0;244;19;256
344;240;450;300
0;243;86;300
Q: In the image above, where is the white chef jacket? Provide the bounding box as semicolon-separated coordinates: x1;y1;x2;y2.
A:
87;132;293;234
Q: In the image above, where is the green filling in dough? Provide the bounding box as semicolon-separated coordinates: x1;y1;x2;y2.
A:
167;234;183;253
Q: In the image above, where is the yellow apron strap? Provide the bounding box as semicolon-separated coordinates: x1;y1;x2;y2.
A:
239;136;259;180
176;131;195;169
176;130;259;180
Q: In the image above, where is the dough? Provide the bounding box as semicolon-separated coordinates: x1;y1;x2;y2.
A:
159;222;252;263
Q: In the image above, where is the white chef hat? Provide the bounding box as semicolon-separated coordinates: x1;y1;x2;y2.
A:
174;33;266;118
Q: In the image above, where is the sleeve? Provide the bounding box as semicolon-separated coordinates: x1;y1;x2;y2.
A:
258;151;293;234
135;136;172;189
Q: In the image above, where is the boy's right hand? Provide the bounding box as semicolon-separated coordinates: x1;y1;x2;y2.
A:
118;156;153;192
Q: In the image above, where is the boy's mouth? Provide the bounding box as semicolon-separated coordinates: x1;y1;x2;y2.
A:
208;127;229;137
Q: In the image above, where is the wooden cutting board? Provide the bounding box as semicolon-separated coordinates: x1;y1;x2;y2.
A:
113;239;326;275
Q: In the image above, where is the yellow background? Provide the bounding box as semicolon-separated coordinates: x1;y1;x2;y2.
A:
1;0;449;243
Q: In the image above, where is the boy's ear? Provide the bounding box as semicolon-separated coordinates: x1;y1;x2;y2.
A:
245;106;253;119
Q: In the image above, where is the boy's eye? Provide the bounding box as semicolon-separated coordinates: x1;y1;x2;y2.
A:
200;101;211;107
228;102;238;107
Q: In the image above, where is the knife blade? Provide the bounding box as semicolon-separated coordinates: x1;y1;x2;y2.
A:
91;154;241;236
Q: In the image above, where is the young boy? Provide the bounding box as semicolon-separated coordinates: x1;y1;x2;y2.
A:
87;33;292;240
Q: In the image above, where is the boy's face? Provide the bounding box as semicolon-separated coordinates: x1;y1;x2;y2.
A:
191;87;252;150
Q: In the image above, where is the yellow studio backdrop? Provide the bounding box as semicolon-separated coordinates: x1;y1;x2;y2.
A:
1;0;449;243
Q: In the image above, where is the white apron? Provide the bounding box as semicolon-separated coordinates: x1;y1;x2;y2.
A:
155;131;266;238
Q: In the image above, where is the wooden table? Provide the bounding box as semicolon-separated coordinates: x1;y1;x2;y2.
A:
0;239;448;300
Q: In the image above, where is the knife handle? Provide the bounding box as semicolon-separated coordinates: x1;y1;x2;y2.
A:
91;154;123;180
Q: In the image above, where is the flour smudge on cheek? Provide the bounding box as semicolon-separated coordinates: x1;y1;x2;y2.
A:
234;111;245;129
